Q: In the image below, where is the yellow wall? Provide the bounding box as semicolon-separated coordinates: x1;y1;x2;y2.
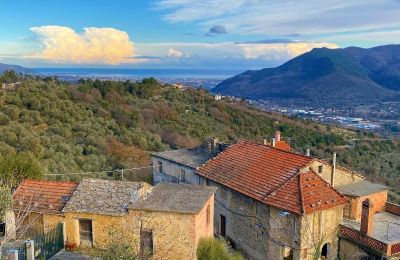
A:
64;212;125;248
63;197;214;260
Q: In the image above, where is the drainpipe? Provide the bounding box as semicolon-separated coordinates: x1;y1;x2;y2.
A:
331;152;336;187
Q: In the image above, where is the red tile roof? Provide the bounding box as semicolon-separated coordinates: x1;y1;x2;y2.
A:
13;179;78;214
266;140;293;151
197;140;348;215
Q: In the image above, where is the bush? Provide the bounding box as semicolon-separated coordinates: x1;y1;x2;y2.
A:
196;238;244;260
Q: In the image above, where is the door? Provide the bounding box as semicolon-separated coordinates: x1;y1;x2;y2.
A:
79;219;93;247
220;215;226;237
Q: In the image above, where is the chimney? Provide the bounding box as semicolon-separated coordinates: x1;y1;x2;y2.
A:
305;149;310;156
331;152;336;186
271;138;276;147
210;138;219;154
360;199;374;236
275;131;281;142
263;138;268;145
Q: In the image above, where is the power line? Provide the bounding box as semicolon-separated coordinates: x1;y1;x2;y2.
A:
43;165;156;176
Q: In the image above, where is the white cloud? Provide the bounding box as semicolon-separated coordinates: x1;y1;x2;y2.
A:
137;41;338;62
237;42;339;59
155;0;400;38
167;48;184;58
29;26;137;64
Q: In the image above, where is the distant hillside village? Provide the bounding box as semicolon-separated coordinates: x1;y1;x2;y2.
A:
1;132;400;260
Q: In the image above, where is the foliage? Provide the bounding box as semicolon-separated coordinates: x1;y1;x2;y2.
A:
0;71;400;201
100;228;139;260
197;237;244;260
0;185;12;221
0;152;43;188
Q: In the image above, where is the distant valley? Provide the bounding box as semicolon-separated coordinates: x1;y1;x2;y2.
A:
214;45;400;135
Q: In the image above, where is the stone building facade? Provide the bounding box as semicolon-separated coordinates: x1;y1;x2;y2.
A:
62;179;216;260
153;139;352;260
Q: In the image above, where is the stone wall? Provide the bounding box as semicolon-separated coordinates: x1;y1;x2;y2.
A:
299;206;344;260
152;157;200;185
64;212;125;248
309;160;364;186
42;214;64;234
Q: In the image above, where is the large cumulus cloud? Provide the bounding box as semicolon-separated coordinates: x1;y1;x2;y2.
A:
29;26;136;64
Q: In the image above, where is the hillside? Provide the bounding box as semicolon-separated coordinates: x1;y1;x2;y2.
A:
214;45;400;105
1;72;400;201
0;63;32;74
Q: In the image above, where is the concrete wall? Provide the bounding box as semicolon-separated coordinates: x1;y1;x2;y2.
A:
152;157;200;185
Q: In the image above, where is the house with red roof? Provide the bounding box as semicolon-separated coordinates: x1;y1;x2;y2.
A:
11;179;78;237
152;133;400;260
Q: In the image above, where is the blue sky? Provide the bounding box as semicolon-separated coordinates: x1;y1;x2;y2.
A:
0;0;399;69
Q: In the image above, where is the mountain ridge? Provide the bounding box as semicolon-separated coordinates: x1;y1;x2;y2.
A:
214;45;400;105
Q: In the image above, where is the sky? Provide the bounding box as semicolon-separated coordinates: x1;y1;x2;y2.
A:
0;0;399;69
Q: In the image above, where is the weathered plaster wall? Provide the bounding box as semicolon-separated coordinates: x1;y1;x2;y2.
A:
152;157;199;185
309;161;364;186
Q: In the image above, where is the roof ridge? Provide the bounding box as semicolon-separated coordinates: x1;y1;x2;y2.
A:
237;140;312;160
298;172;305;215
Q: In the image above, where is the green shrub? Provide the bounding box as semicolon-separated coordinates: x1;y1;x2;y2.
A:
196;238;244;260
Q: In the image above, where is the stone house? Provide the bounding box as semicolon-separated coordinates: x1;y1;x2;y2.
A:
153;139;350;259
62;178;216;260
152;134;400;259
11;179;78;237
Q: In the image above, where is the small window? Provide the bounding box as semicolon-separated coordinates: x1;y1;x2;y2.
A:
0;222;5;237
318;165;323;174
140;228;153;256
283;246;294;260
206;205;210;225
179;169;186;182
157;161;163;173
79;219;93;247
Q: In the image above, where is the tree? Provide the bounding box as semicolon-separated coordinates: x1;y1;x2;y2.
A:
0;152;43;188
196;238;244;260
0;186;12;222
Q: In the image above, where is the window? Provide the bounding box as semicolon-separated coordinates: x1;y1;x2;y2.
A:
0;222;5;237
318;165;323;174
179;169;186;182
79;219;93;247
140;228;153;256
283;246;294;260
206;205;210;225
157;161;163;173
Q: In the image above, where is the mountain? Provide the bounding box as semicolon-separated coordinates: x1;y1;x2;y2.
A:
214;45;400;105
0;63;32;73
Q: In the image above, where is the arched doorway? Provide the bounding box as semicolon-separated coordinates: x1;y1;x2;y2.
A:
321;243;330;259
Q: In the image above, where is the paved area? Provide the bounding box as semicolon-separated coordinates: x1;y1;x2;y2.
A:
50;250;102;260
343;212;400;243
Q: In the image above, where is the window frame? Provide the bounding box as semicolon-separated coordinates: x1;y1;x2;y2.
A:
157;161;163;173
318;165;323;174
0;222;5;237
179;169;186;182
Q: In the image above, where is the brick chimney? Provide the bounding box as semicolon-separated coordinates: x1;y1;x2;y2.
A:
275;131;281;142
360;199;374;236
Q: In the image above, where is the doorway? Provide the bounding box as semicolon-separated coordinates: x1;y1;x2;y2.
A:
321;243;330;259
79;219;93;247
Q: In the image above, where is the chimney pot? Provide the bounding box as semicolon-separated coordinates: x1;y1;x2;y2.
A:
360;198;374;236
306;149;310;156
271;138;276;147
263;139;267;145
275;131;281;142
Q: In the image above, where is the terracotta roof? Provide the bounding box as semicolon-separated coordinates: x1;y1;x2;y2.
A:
265;140;293;151
13;179;78;214
197;140;348;215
